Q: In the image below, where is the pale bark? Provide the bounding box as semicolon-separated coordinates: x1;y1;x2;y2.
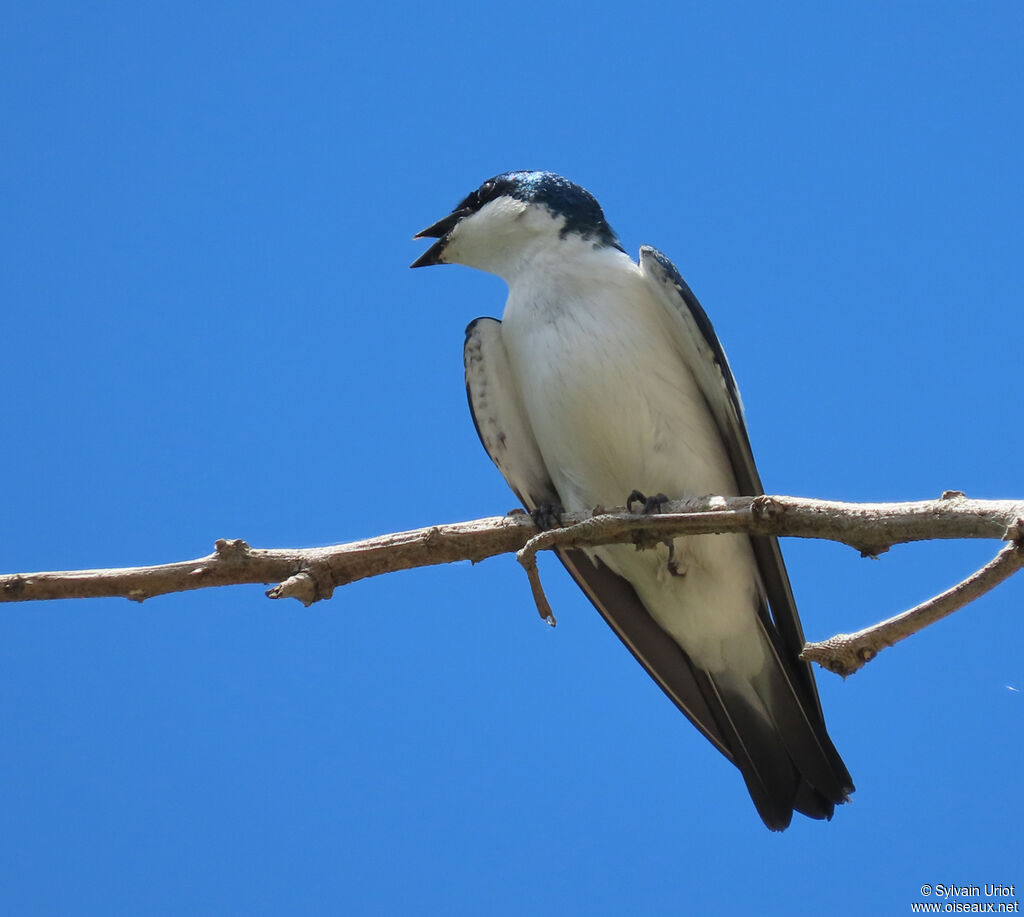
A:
3;492;1021;676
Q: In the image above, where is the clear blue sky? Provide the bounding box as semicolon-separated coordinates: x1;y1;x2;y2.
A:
2;2;1022;914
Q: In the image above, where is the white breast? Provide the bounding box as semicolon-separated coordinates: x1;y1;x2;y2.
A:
498;243;766;676
500;246;737;511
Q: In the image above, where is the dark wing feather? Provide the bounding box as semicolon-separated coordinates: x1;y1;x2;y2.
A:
638;246;854;812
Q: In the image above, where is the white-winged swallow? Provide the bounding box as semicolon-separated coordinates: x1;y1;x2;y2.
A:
412;171;853;830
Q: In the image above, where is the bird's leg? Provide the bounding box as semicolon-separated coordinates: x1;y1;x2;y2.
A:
530;501;565;532
665;541;687;577
626;490;685;576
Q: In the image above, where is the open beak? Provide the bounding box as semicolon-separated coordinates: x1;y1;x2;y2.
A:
410;208;469;268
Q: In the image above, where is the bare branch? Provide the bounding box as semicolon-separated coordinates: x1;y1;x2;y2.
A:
519;550;557;627
801;539;1024;676
2;495;1020;606
2;493;1022;677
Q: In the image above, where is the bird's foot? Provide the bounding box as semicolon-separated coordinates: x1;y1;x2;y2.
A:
626;491;685;574
626;490;670;514
530;502;565;532
665;540;687;577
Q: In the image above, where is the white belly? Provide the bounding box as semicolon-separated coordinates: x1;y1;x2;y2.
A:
500;266;767;676
502;268;736;509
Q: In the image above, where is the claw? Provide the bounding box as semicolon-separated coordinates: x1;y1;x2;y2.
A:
626;490;670;514
627;491;684;574
530;502;564;531
626;489;646;512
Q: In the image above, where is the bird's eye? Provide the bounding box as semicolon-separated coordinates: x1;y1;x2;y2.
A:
458;179;499;214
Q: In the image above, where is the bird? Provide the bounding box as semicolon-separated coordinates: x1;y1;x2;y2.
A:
411;171;853;830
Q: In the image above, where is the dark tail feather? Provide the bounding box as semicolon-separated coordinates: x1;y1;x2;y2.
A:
702;674;800;831
557;548;853;830
703;664;852;831
754;612;855;808
704;618;854;830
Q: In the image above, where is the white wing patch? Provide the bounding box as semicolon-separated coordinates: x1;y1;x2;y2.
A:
464;317;558;510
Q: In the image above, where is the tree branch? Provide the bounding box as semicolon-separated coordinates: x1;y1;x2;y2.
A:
801;539;1024;676
2;493;1021;676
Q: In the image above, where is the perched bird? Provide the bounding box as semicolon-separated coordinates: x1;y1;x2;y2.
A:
412;171;853;830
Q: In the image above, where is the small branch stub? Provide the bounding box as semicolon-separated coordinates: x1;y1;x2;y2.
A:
267;573;319;607
267;563;336;607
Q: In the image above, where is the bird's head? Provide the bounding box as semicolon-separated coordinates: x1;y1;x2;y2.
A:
411;171;622;278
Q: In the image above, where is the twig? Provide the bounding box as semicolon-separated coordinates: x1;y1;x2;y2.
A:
2;494;1022;677
3;495;1020;606
801;539;1024;676
519;550;557;627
